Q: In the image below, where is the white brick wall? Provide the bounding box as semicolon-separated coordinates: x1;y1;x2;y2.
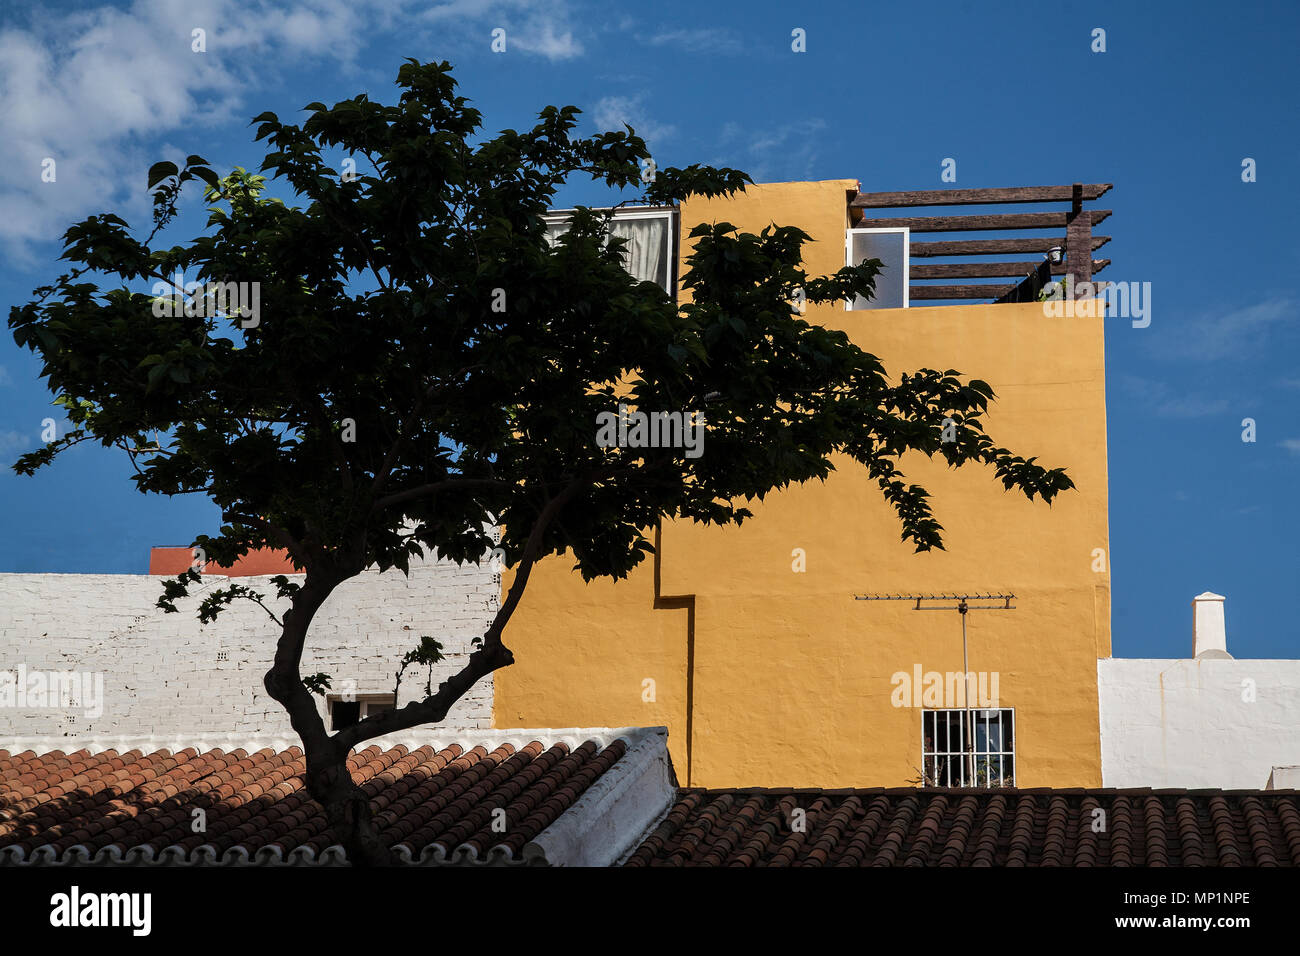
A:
0;554;499;738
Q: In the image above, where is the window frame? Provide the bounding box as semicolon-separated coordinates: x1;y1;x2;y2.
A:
845;226;910;310
326;693;397;731
921;707;1015;788
542;204;678;297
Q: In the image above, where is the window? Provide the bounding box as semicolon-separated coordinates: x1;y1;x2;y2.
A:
327;694;396;731
845;227;909;310
922;708;1014;787
543;206;676;295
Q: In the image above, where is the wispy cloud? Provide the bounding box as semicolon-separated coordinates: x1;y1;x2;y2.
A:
0;430;32;456
428;0;585;60
1114;373;1232;419
727;118;828;183
647;28;744;55
591;95;676;150
0;365;12;387
1281;439;1300;456
1145;297;1297;361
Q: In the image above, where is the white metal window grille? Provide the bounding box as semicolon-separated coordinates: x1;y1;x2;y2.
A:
922;708;1015;787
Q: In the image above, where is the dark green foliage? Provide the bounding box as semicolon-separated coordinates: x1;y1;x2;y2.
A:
9;57;1072;671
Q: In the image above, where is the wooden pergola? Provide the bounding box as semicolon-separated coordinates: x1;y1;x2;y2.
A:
848;182;1112;303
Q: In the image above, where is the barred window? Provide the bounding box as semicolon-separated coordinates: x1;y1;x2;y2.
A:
922;708;1014;787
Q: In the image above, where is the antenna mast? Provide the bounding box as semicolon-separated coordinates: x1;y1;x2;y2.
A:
854;592;1017;786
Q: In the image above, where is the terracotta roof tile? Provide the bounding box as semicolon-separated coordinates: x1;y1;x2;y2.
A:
625;787;1300;867
0;738;626;865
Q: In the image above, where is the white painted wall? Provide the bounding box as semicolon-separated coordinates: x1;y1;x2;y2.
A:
1099;657;1300;789
0;554;499;738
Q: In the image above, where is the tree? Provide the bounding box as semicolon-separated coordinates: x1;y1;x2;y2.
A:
8;60;1074;865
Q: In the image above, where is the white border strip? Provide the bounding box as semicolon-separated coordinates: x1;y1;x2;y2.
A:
0;726;658;758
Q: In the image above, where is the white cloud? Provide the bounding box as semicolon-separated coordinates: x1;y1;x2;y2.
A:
734;118;828;183
1147;297;1296;361
0;0;401;257
0;365;12;387
1114;373;1231;419
511;18;582;59
420;0;583;59
717;121;742;144
0;429;32;456
648;28;743;55
591;95;675;150
0;0;587;260
1281;439;1300;456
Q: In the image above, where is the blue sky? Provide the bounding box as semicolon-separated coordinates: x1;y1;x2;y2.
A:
0;0;1296;659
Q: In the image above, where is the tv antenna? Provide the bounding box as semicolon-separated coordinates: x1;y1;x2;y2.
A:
854;592;1017;786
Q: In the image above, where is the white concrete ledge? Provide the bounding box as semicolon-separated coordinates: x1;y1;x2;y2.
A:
525;726;675;867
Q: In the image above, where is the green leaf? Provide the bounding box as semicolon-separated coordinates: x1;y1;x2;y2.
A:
147;161;179;189
146;363;169;393
190;166;220;189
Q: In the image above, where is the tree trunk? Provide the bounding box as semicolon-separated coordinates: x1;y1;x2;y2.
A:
306;743;395;867
264;572;395;867
265;558;527;866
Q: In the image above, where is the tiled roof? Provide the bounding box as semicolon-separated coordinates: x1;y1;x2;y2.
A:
0;733;633;866
625;787;1300;866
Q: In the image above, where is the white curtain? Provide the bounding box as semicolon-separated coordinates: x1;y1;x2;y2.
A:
543;221;567;247
608;217;666;288
545;215;668;290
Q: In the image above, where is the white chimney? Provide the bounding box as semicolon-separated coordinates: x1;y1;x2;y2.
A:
1192;591;1231;659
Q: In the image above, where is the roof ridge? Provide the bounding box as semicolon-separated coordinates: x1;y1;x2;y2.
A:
0;726;665;758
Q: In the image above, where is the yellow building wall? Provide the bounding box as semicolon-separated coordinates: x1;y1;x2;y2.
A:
495;180;1110;788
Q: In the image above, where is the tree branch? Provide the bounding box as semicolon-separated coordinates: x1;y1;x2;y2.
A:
263;572;343;756
222;511;307;565
335;476;590;750
369;476;509;515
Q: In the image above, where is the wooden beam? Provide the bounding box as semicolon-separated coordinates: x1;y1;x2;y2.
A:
910;236;1110;257
911;280;1113;302
856;210;1111;232
1065;183;1093;294
912;259;1110;279
852;184;1112;208
910;284;1015;300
